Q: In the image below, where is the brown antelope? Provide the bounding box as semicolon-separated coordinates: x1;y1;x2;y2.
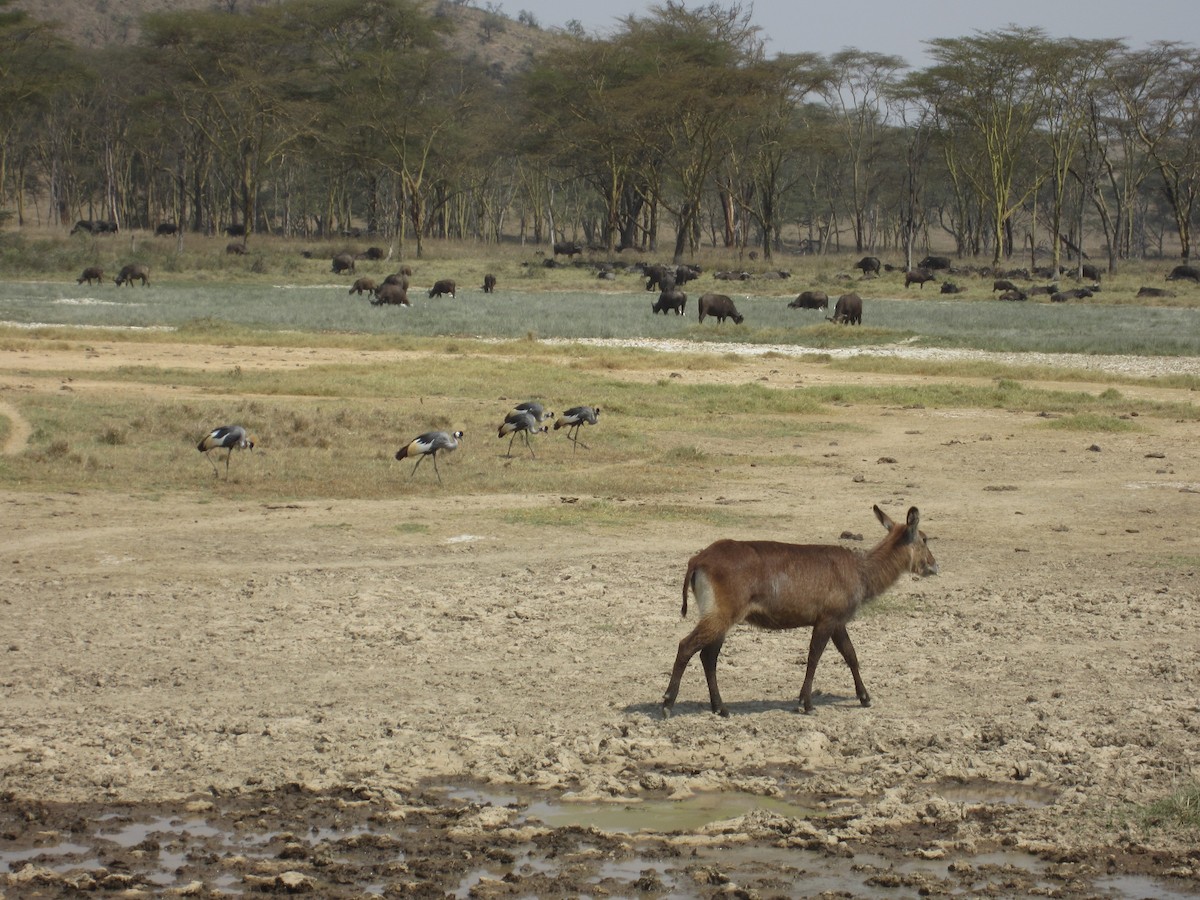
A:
661;505;937;718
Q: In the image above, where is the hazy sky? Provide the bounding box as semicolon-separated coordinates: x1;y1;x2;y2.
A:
509;0;1197;66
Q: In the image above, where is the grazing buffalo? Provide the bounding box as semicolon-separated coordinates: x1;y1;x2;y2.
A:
154;222;178;237
828;292;862;325
77;266;104;285
905;268;937;289
992;279;1018;293
854;256;881;276
482;274;497;293
224;224;246;237
226;242;247;255
349;278;377;296
383;271;410;290
998;289;1028;302
372;284;410;306
1166;264;1200;282
674;264;702;286
940;281;963;294
652;289;687;315
331;252;356;275
357;246;386;261
1028;283;1059;296
428;279;456;298
918;255;952;270
788;290;829;310
553;240;584;257
1051;288;1094;303
114;264;149;287
697;293;743;324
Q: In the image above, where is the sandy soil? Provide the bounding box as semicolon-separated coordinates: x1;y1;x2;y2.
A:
1;339;1198;897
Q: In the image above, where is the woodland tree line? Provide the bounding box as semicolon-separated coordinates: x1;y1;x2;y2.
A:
1;0;1199;268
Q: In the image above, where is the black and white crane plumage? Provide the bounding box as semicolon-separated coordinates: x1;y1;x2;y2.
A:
197;424;255;478
512;401;555;425
395;430;463;483
554;405;600;451
498;410;547;458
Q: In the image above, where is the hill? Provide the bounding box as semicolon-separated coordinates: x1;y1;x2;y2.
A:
15;0;568;80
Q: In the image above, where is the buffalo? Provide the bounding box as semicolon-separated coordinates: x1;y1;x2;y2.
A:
114;264;149;287
482;274;497;293
918;255;951;270
992;279;1018;293
998;289;1028;302
1166;264;1200;283
905;268;937;289
372;284;410;306
697;293;743;324
154;222;178;237
383;271;410;290
349;278;378;296
70;219;118;236
854;256;881;276
644;264;675;292
940;281;963;294
1062;263;1102;281
788;290;828;310
428;279;456;298
652;289;687;315
553;240;584;257
331;253;356;275
224;224;246;237
357;246;386;261
76;266;104;285
827;292;862;325
1137;286;1175;298
1051;288;1094;303
226;242;247;255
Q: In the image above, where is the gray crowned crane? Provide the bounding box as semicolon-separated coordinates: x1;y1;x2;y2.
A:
512;401;555;425
395;430;463;484
197;424;255;478
554;405;600;451
498;410;547;458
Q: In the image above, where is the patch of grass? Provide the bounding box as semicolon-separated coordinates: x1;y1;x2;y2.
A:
498;499;754;529
1139;783;1200;829
395;522;431;534
1041;413;1143;432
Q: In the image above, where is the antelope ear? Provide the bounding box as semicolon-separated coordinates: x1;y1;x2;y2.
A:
874;504;895;532
905;507;921;539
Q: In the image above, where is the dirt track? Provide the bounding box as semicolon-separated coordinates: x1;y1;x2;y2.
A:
1;339;1198;897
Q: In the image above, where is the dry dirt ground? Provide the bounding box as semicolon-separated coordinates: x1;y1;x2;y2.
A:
1;339;1199;898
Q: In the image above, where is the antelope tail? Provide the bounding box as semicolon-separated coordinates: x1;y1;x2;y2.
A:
681;558;699;617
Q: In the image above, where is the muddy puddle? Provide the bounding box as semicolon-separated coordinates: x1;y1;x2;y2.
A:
2;781;1196;898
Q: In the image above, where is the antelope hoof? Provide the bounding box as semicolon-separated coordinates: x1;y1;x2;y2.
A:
859;695;872;708
717;707;730;718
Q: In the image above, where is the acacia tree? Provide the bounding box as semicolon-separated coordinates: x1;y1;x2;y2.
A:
917;28;1050;263
0;1;87;225
143;4;317;236
519;33;662;252
1034;37;1122;273
1107;42;1200;260
720;52;829;259
819;49;907;253
620;2;766;263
